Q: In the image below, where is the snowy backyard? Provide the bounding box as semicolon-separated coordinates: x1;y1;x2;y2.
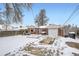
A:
0;35;79;56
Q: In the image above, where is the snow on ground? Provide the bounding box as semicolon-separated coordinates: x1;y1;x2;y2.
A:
0;35;42;56
0;35;79;56
52;37;79;56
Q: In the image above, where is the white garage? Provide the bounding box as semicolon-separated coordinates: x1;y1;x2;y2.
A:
47;24;60;38
39;24;62;37
48;28;58;38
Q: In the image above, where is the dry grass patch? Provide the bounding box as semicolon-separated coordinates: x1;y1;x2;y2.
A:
24;45;47;56
72;52;79;56
66;42;79;49
40;37;55;45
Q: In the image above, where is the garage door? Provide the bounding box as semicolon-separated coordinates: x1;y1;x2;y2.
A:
48;29;58;38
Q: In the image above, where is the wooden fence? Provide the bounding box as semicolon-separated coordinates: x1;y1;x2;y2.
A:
0;30;25;37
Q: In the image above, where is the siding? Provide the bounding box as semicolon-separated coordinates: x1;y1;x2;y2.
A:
58;28;64;36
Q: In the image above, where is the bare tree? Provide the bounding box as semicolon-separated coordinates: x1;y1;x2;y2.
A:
35;9;49;27
0;3;32;30
4;3;32;24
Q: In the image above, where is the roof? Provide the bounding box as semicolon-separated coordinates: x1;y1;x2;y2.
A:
39;26;47;28
69;32;75;34
39;24;61;29
28;25;37;28
26;24;62;29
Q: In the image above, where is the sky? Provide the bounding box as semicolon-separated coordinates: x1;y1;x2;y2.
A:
0;3;79;26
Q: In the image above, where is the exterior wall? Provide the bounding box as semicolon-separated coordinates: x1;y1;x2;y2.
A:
77;29;79;37
28;27;59;37
39;28;48;35
28;27;61;37
28;28;39;34
35;28;39;34
28;28;35;34
58;28;64;36
28;28;48;35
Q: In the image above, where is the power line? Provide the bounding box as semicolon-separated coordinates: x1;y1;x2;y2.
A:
63;5;79;25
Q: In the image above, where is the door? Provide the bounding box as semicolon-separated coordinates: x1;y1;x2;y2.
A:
48;28;58;38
